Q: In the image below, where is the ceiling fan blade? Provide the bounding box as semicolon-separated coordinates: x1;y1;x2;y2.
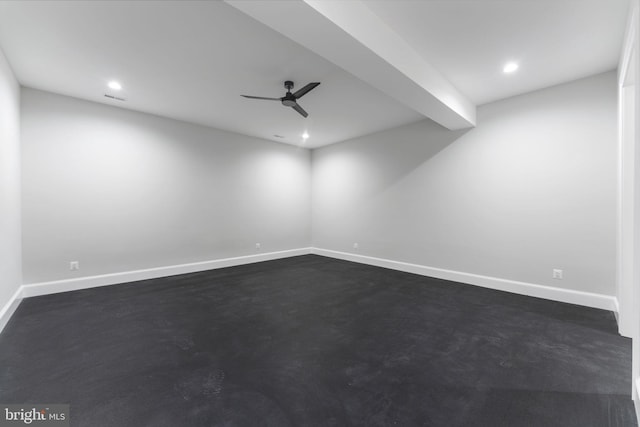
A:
291;103;308;118
241;95;281;101
292;82;320;99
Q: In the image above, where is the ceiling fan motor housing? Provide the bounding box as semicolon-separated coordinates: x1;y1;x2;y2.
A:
281;81;297;106
282;95;297;107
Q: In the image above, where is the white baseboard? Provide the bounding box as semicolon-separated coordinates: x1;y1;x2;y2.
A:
0;286;23;334
21;248;312;298
5;247;618;335
613;298;633;338
311;248;617;311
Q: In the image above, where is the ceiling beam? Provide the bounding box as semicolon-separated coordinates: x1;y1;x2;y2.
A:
226;0;476;130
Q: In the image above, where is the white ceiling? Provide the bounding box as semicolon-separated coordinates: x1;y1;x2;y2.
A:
0;0;631;148
0;1;423;148
366;0;630;105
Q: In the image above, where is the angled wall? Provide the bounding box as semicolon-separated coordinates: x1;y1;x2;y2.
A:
312;72;618;305
20;89;311;284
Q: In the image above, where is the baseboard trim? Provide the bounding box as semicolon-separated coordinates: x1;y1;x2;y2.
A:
613;298;633;338
311;248;617;311
21;248;312;298
0;286;23;334
8;247;618;332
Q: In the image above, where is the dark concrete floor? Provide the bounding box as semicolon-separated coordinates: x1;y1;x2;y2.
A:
0;255;636;426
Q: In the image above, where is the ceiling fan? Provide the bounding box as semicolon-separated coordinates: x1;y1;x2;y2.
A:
241;81;320;118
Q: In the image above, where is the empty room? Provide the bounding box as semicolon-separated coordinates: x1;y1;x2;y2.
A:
1;0;639;426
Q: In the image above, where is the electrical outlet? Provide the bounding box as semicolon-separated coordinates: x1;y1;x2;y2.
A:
552;269;563;279
353;243;359;250
70;261;80;271
255;243;261;250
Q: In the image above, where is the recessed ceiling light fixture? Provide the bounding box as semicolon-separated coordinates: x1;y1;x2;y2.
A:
108;81;122;91
503;62;519;74
302;132;309;140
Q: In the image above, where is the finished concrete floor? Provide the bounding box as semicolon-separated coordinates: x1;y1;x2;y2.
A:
0;255;636;426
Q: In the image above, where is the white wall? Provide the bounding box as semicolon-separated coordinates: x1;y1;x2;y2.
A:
21;88;311;283
0;48;21;314
313;72;617;297
618;0;640;415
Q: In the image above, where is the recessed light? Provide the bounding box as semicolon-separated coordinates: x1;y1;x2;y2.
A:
302;132;309;140
108;81;122;91
503;62;519;73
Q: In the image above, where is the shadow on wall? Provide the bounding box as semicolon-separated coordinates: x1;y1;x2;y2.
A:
312;119;471;199
312;71;618;296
